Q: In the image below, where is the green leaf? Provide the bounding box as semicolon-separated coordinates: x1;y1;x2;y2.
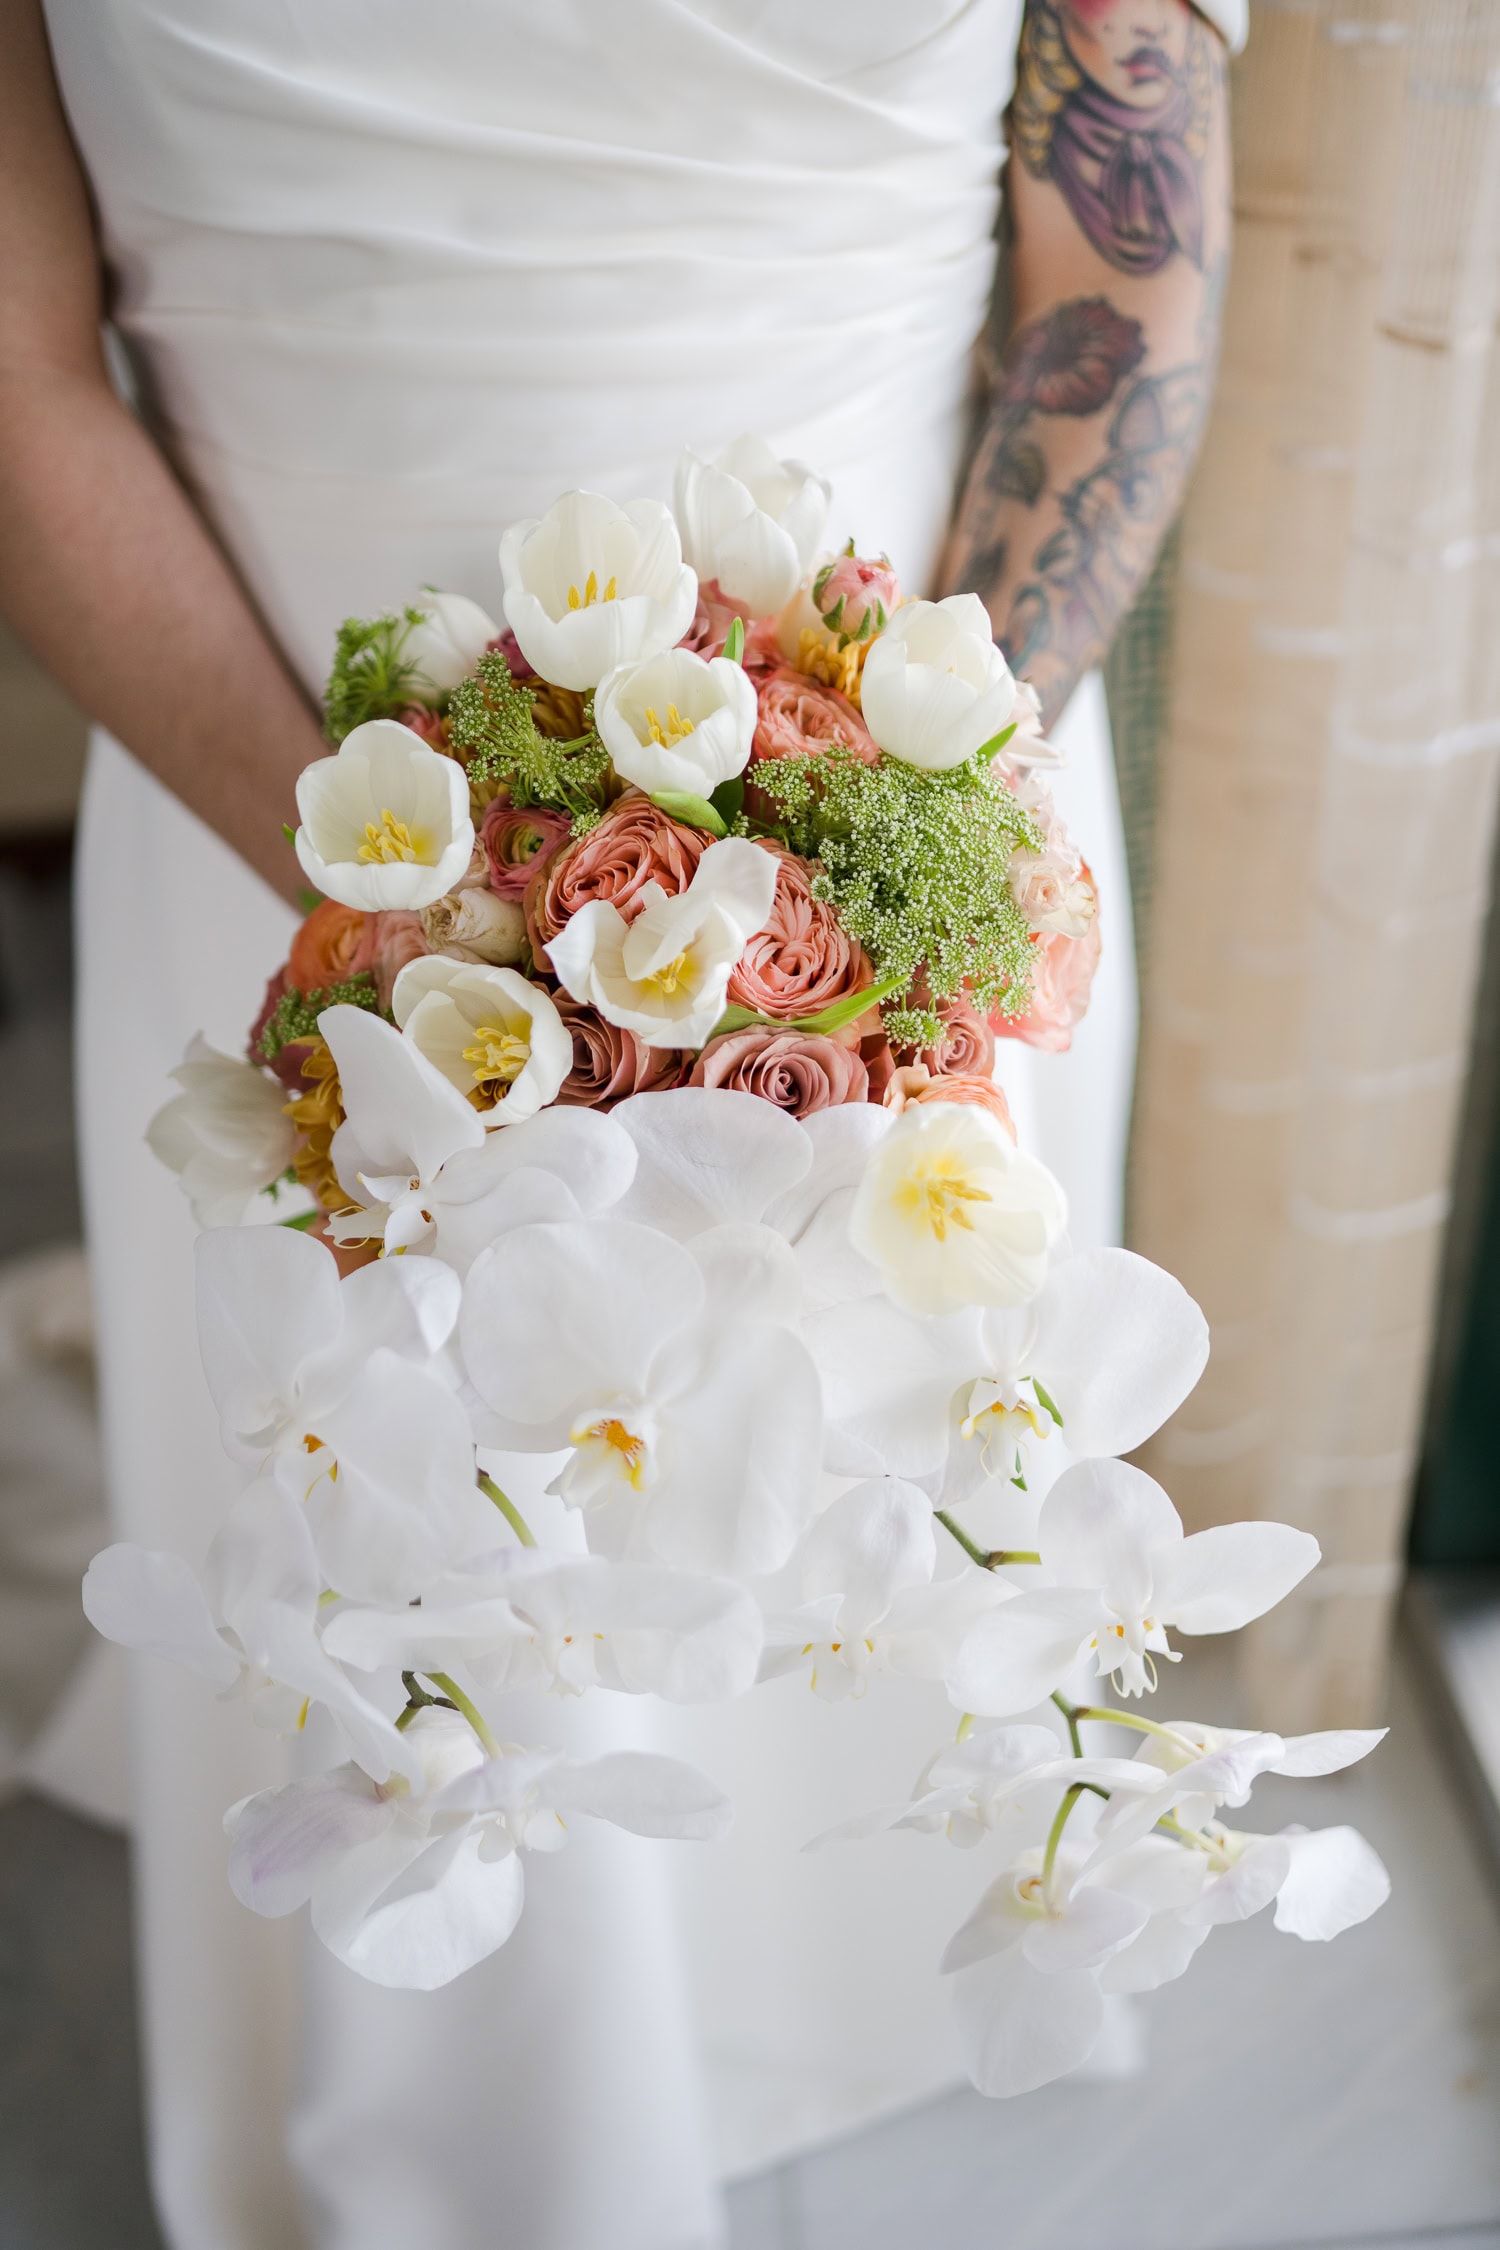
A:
707;1004;765;1039
710;774;745;825
279;1210;321;1233
297;888;323;915
282;821;297;845
975;721;1019;762
822;594;846;633
650;791;728;837
722;617;745;666
1030;1377;1064;1429
790;969;908;1038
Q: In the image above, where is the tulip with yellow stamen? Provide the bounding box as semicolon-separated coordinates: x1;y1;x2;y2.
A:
294;719;474;911
391;957;573;1129
595;645;756;798
499;490;697;691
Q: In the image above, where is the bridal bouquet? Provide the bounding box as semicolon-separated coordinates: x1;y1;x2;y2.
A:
86;439;1389;2097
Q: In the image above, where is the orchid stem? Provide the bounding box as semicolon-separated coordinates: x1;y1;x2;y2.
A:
1051;1690;1084;1758
1071;1705;1197;1753
934;1512;1041;1572
1042;1781;1086;1910
478;1471;537;1549
424;1671;500;1759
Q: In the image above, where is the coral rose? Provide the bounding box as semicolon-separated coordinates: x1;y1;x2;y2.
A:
751;666;877;766
690;1027;868;1116
369;911;431;1011
994;916;1102;1055
725;842;873;1021
527;791;710;959
884;1062;1015;1138
904;998;996;1080
480;796;574;902
288;900;378;993
551;996;687;1108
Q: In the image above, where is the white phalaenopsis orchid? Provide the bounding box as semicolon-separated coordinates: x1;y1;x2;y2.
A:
849;1100;1067;1318
595;646;757;798
548;836;778;1051
947;1459;1321;1715
145;1036;297;1227
224;1706;730;1989
499;491;698;691
391;956;572;1128
294;719;475;912
811;1723;1158;1851
401;588;499;695
673;435;831;615
860;594;1017;773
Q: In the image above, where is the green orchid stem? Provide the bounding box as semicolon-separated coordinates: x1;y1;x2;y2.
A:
1042;1781;1087;1909
424;1672;500;1758
1051;1690;1084;1758
477;1471;537;1549
934;1512;1041;1572
1070;1705;1197;1751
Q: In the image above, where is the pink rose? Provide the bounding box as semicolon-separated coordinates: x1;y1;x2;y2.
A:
751;666;877;766
812;552;902;643
994;916;1102;1055
884;1063;1016;1138
485;628;536;681
369;911;432;1011
678;578;754;661
551;996;688;1109
393;704;451;751
743;616;785;677
903;999;996;1080
480;796;574;902
690;1027;869;1115
527;791;710;959
725;842;873;1020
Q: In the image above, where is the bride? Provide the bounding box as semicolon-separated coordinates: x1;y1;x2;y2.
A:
0;2;1238;2243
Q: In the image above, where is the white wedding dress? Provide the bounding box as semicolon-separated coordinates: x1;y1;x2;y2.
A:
39;2;1234;2243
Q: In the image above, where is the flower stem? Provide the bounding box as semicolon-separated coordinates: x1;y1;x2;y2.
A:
424;1671;501;1758
1071;1705;1197;1753
934;1511;1041;1571
1042;1781;1086;1909
477;1471;537;1549
1051;1689;1084;1758
955;1711;976;1744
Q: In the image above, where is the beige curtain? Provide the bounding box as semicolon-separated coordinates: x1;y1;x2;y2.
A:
1131;0;1500;1729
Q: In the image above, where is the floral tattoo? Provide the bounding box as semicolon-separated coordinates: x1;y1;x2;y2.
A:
1013;0;1221;275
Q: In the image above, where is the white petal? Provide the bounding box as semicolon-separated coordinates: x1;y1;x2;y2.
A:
1270;1728;1387;1778
194;1224;343;1457
1156;1522;1321;1634
1039;1458;1183;1615
954;1948;1104;2098
549;1751;732;1840
1025;1249;1209;1457
946;1588;1104;1716
81;1544;240;1686
1188;1838;1292;1926
613;1087;812;1239
225;1768;394;1919
1021;1885;1148;1974
794;1477;936;1631
322;1827;526;1990
1272;1825;1390;1941
647;1320;823;1576
321;1004;485;1190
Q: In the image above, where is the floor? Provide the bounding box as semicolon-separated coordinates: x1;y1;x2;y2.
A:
2;852;1499;2250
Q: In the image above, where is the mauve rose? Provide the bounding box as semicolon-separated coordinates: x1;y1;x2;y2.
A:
884;1062;1016;1137
725;842;872;1021
678;578;754;661
904;999;996;1080
690;1026;868;1116
288;900;378;993
552;996;688;1109
994;915;1102;1055
527;791;710;957
369;911;432;1011
813;552;902;641
752;667;877;766
486;627;536;680
481;796;574;902
393;703;452;751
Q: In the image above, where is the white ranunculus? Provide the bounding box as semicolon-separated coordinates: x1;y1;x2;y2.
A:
848;1101;1067;1317
860;594;1018;772
418;885;529;966
402;589;499;696
146;1035;297;1227
673;435;830;616
499;491;698;691
392;957;573;1129
595;647;756;798
547;836;777;1052
295;719;474;912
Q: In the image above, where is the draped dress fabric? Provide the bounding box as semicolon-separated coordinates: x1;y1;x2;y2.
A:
33;1;1222;2241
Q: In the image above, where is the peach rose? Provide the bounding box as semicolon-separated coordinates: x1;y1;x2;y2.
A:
690;1027;869;1115
288;900;378;993
527;791;710;958
480;796;574;901
751;666;877;766
678;578;754;661
904;998;996;1080
552;996;688;1109
884;1063;1015;1138
725;842;873;1020
369;911;432;1011
994;916;1102;1055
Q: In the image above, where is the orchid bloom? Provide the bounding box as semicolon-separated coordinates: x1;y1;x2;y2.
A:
947;1459;1321;1715
294;719;475;912
810;1722;1157;1851
224;1705;730;1989
859;594;1017;772
401;588;499;696
146;1035;297;1228
498;491;698;691
391;956;573;1129
547;836;778;1052
673;435;830;615
594;646;757;798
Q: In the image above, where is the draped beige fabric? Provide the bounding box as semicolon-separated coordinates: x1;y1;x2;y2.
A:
1132;0;1500;1729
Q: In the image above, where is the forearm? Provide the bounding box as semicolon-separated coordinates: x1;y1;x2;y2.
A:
942;0;1231;723
0;365;322;902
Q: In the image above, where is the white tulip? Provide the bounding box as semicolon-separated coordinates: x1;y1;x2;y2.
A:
595;647;756;798
547;836;777;1052
860;594;1018;772
674;434;830;615
146;1035;296;1227
401;588;499;695
848;1101;1067;1318
392;957;573;1130
499;491;698;691
295;719;474;912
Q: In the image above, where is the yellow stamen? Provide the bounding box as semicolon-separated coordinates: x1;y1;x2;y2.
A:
357;808;424;865
573;1416;649;1490
796;626;865;705
463;1021;531;1094
566;571;618;610
641;950;693;997
644;702;695;746
894;1154;994;1242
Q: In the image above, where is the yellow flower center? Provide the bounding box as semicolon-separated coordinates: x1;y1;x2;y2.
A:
894;1154;994;1242
796;626;865;705
644;702;695;746
572;1416;649;1490
640;949;694;997
463;1022;531;1093
566;570;618;610
961;1397;1048;1446
357;808;425;865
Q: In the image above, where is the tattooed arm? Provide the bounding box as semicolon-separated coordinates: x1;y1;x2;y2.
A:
941;0;1231;722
